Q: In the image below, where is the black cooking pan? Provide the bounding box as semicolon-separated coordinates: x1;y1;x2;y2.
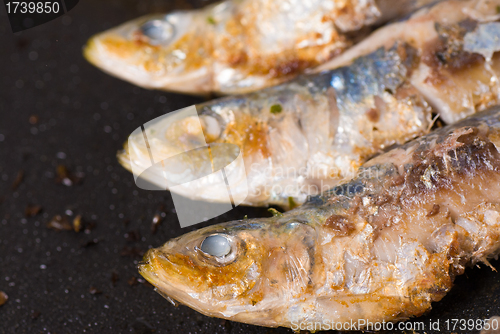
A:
0;1;499;333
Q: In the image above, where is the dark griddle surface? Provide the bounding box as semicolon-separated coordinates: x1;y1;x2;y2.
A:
0;1;499;333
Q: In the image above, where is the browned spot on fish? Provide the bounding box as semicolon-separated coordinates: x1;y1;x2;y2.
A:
397;42;420;76
268;59;314;78
423;69;448;86
324;215;355;236
366;108;380;123
422;21;483;74
446;52;484;73
248;290;264;305
427;204;440;217
401;126;500;201
158;250;259;292
375;194;390;206
224;115;270;159
347;196;361;215
393;85;410;100
389;175;405;187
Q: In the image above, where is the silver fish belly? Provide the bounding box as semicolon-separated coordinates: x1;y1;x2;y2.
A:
139;106;500;329
120;0;500;208
84;0;438;95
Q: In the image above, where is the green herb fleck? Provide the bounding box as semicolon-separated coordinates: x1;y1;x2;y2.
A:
288;197;298;209
207;16;216;25
270;104;282;114
268;208;283;217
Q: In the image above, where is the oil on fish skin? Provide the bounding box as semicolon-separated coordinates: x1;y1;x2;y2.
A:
139;106;500;330
119;0;500;209
83;0;438;95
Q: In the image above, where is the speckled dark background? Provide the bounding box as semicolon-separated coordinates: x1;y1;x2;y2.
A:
0;1;500;333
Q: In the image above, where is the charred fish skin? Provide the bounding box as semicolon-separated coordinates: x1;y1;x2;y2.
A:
83;0;439;95
139;107;500;329
120;43;431;208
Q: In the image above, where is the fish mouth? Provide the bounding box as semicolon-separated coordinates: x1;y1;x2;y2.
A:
138;247;190;293
138;248;214;313
138;249;161;287
138;249;188;308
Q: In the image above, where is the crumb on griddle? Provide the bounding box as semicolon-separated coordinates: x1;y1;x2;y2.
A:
84;221;96;234
81;238;100;248
111;271;119;287
137;277;153;288
11;170;24;190
151;205;166;234
55;165;84;186
0;291;8;306
427;204;441;217
28;115;39;125
73;215;83;232
125;230;141;242
30;310;41;320
120;246;143;257
25;204;42;218
128;277;139;286
46;215;72;231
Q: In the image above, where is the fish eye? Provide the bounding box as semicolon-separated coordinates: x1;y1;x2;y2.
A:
140;19;175;45
200;234;231;257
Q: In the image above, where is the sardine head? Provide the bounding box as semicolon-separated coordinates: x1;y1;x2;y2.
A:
117;107;263;206
83;12;212;94
139;216;319;327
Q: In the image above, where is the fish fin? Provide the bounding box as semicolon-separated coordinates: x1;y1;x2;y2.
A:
481;257;497;272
